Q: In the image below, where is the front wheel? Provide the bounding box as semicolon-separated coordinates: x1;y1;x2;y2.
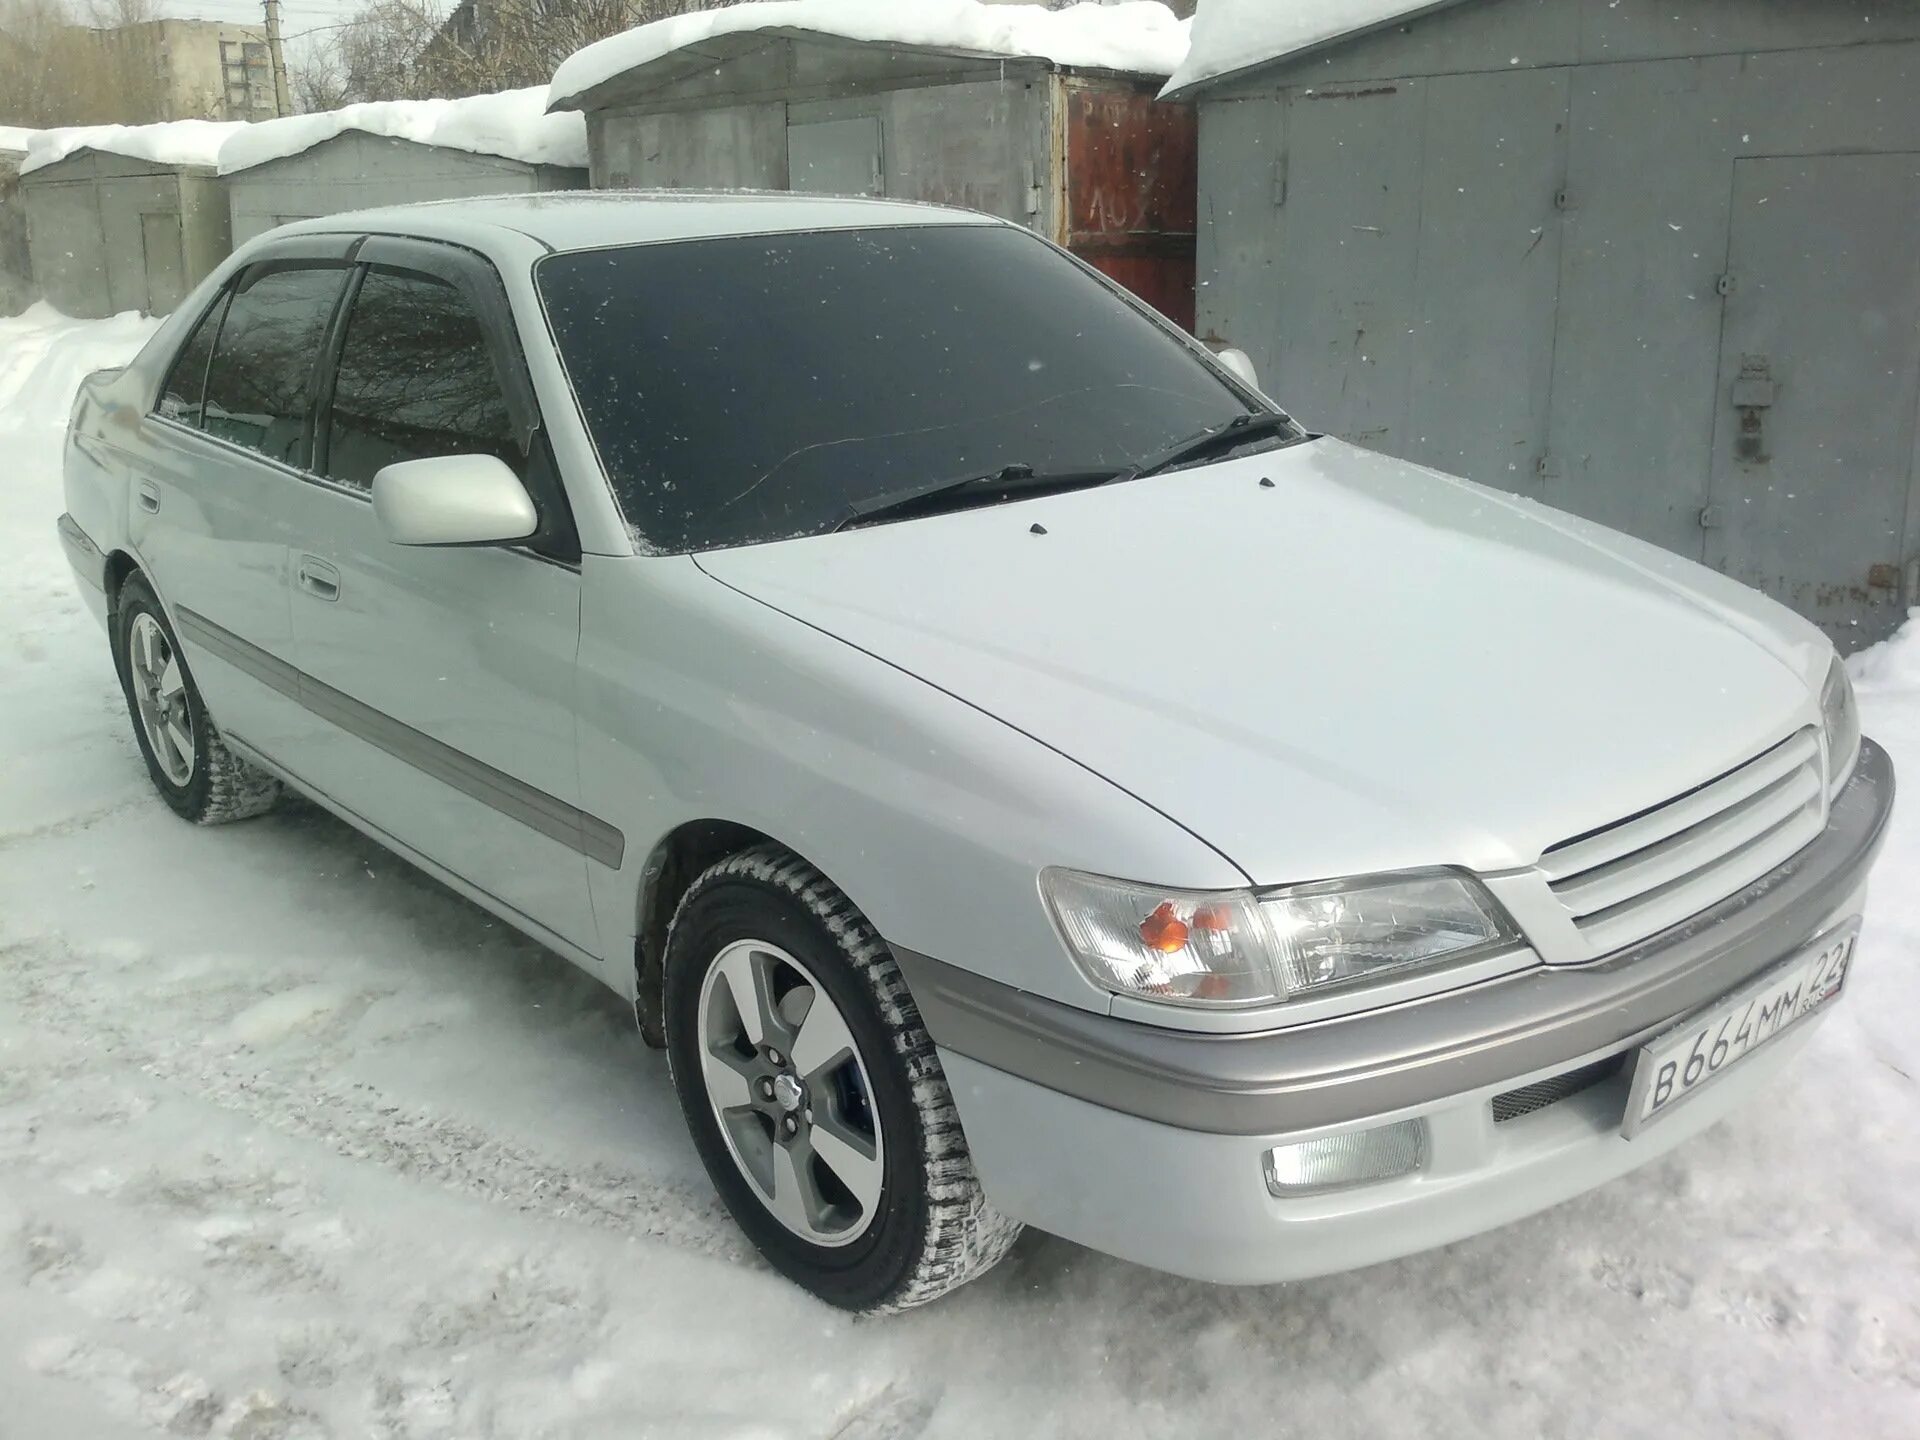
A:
663;846;1022;1311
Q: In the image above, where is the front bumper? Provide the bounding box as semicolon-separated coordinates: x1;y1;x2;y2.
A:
898;737;1894;1283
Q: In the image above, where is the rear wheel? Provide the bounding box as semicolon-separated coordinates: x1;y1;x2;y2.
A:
113;573;280;825
664;845;1022;1311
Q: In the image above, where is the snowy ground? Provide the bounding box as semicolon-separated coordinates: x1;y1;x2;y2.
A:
1;305;1916;1439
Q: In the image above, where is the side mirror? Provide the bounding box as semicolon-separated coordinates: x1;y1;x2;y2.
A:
1209;345;1261;392
371;454;538;547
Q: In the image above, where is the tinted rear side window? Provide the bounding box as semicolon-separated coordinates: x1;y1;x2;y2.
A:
322;268;520;492
200;266;346;468
536;225;1245;552
156;290;228;425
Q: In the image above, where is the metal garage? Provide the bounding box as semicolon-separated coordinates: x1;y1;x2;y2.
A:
548;4;1201;327
0;127;32;315
18;127;236;318
220;93;588;248
1170;0;1920;647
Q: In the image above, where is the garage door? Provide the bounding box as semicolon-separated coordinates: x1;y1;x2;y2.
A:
1704;154;1920;648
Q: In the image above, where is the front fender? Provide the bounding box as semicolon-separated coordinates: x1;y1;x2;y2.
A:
577;553;1249;1014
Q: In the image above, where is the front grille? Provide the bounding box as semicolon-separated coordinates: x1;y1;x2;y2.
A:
1492;1054;1626;1124
1540;727;1824;956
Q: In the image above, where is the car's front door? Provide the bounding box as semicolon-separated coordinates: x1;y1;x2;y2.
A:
279;237;604;958
133;246;354;757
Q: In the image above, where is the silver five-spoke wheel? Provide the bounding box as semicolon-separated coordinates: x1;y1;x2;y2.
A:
696;939;885;1247
128;610;194;786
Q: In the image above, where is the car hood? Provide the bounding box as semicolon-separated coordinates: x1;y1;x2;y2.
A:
695;439;1827;884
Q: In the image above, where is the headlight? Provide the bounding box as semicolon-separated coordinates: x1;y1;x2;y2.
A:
1821;657;1861;794
1040;867;1519;1009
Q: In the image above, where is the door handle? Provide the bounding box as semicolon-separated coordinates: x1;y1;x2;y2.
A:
136;480;160;513
295;555;340;602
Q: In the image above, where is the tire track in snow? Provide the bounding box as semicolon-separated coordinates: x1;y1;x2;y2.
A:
0;934;747;1264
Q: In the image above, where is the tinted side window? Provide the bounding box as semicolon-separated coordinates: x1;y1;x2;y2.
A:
323;268;520;492
201;266;346;467
156;290;228;425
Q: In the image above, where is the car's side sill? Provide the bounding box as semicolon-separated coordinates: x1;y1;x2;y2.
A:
222;730;610;977
175;606;625;869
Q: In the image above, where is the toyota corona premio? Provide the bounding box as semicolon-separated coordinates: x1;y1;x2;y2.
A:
59;192;1894;1311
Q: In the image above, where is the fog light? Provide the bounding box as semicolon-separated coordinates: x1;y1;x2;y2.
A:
1264;1120;1426;1196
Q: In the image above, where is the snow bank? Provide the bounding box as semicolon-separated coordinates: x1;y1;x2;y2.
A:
19;119;245;176
1163;0;1448;95
550;0;1190;109
1850;609;1920;696
0;303;160;439
218;86;587;176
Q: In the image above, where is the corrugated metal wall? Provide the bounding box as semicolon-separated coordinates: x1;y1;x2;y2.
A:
1195;0;1920;646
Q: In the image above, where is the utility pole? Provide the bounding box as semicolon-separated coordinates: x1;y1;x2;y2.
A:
262;0;293;116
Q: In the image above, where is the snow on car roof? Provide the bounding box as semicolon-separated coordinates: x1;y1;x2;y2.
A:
548;0;1191;112
0;125;39;158
19;119;245;176
218;87;588;176
1161;0;1463;97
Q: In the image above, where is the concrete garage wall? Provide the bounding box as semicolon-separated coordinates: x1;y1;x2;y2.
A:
1193;0;1920;646
226;132;587;247
21;151;228;318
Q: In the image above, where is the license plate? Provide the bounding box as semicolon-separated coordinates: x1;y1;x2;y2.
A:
1622;921;1857;1138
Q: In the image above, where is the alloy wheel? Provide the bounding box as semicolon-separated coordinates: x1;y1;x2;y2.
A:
128;611;195;787
695;939;886;1247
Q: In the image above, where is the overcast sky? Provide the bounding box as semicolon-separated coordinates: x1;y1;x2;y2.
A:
160;0;368;62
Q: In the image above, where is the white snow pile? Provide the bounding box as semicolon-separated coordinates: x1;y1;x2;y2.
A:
218;86;587;176
19;119;245;176
0;124;39;158
550;0;1191;109
1163;0;1449;95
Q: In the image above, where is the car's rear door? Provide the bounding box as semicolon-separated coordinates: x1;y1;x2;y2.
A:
133;242;355;756
279;235;603;958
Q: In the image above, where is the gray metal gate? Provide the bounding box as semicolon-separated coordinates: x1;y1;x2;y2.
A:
1704;153;1920;644
139;211;187;315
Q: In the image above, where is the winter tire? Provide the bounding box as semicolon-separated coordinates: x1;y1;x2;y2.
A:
114;573;281;825
664;844;1022;1312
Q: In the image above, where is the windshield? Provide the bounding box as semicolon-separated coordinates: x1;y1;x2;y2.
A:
535;224;1268;552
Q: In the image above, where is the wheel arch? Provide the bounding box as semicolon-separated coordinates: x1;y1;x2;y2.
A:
104;548;141;617
633;817;779;1046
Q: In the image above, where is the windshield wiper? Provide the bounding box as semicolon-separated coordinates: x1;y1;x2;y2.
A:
832;463;1124;532
1122;410;1297;481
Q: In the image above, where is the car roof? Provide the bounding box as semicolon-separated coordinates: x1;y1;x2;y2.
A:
271;188;1005;253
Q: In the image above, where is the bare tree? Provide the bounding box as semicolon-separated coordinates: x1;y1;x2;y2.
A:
0;0;169;126
289;0;745;108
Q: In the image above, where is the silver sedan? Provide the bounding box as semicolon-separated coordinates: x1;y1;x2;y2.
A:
60;193;1893;1310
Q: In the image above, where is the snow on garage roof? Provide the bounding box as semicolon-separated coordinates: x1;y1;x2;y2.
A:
548;0;1192;111
1161;0;1464;97
0;126;39;157
218;87;587;176
20;119;245;177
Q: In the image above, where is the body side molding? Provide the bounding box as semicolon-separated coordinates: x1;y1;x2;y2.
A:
175;605;625;868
